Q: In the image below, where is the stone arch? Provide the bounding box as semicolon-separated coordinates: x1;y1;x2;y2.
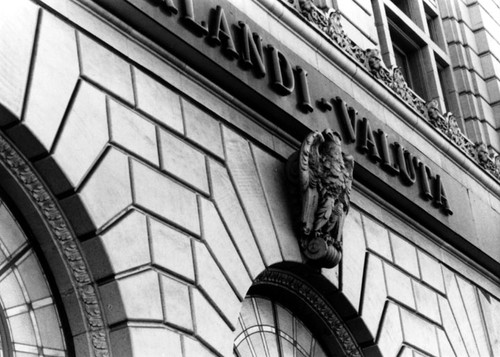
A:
235;262;381;357
0;131;111;357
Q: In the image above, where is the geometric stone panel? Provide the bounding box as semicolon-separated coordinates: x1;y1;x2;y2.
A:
442;268;480;357
360;254;387;336
377;302;403;357
412;280;441;325
78;33;134;104
108;99;159;166
363;216;392;261
0;1;38;120
52;82;108;187
390;233;419;278
223;126;282;266
438;295;469;357
341;208;367;313
384;263;416;309
110;326;182;357
208;160;265;278
400;309;439;356
437;328;456;357
23;11;79;153
79;148;133;229
84;211;150;280
99;269;162;325
478;290;500;356
131;159;200;236
192;289;234;357
159;129;209;194
251;144;301;263
160;275;193;332
417;250;445;294
199;198;252;298
193;241;241;329
149;217;195;282
182;99;224;159
183;336;216;357
134;68;183;134
456;276;491;357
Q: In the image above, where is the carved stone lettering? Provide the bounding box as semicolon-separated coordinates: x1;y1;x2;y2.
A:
268;45;295;95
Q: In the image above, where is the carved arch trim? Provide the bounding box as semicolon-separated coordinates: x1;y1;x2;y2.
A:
250;264;375;357
0;131;110;357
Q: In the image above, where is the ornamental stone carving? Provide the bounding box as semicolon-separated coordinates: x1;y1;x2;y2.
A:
283;0;500;182
286;129;354;268
0;133;110;357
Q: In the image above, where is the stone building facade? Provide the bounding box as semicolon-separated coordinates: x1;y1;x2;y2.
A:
0;0;499;356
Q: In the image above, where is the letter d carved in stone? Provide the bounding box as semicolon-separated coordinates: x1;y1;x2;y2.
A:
286;129;354;268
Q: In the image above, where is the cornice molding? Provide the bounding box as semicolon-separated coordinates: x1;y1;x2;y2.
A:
256;0;500;198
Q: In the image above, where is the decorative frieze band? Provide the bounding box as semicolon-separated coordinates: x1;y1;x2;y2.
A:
283;0;500;182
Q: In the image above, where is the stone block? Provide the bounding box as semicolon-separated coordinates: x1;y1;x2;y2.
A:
223;127;282;266
79;148;132;229
436;328;456;357
442;268;480;357
208;160;265;277
412;280;440;324
390;233;419;278
182;99;223;158
456;276;490;357
193;241;241;328
360;254;387;336
100;269;162;325
134;68;183;133
192;289;234;357
160;275;193;331
108;99;158;166
52;82;108;187
478;291;500;356
0;0;38;120
377;303;402;357
400;309;439;356
78;33;134;104
131;160;200;236
362;216;392;261
384;263;415;309
110;326;182;357
252;145;302;262
159;129;209;194
199;198;252;298
183;336;215;357
341;209;367;312
83;211;149;280
23;11;79;154
149;218;195;281
438;295;468;357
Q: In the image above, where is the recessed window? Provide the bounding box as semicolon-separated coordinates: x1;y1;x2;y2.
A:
391;0;410;17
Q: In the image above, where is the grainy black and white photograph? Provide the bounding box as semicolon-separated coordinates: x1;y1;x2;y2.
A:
0;0;499;356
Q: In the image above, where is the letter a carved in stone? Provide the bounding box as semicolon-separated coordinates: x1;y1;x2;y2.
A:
287;129;354;268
